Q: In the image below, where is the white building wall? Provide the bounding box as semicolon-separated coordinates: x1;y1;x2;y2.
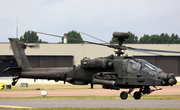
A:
1;43;180;65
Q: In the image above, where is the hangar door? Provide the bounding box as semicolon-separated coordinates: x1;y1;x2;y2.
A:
0;55;73;76
0;56;18;76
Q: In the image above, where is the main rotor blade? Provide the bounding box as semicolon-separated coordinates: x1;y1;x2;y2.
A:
79;32;108;44
127;47;180;54
127;48;164;56
32;31;109;47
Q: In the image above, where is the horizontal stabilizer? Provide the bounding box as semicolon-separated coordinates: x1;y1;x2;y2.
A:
3;67;22;73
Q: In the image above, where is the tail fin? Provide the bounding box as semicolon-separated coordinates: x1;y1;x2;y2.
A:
9;38;31;71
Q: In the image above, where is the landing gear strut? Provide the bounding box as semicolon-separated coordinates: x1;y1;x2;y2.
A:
132;86;151;100
119;86;162;100
12;77;19;86
91;83;93;89
133;86;162;100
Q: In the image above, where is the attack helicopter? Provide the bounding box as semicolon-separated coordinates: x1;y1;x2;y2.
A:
4;31;178;100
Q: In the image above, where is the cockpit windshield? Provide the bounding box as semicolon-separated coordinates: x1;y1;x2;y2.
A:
144;61;163;73
127;59;163;75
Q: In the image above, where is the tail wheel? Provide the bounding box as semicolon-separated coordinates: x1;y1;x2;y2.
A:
12;81;17;86
12;77;19;86
120;91;128;100
133;91;141;100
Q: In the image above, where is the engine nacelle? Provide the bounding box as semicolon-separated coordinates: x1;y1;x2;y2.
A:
81;58;113;69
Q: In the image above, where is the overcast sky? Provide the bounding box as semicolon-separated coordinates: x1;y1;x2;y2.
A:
0;0;180;43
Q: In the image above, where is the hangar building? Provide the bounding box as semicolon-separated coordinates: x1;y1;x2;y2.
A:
0;42;180;76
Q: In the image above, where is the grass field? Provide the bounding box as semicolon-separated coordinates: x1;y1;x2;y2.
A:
0;83;102;91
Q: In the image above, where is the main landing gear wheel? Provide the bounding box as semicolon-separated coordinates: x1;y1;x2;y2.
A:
120;91;128;100
133;91;141;100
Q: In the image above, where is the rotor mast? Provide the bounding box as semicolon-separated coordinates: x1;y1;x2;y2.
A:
110;32;130;56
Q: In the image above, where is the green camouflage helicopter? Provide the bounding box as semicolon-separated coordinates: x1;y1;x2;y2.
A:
4;31;178;100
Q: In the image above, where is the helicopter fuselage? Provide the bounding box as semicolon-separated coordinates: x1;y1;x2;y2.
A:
15;55;177;89
5;35;177;100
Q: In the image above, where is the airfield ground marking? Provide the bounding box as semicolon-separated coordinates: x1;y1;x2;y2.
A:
0;105;32;108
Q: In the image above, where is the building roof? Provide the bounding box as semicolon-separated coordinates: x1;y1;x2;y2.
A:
1;43;180;65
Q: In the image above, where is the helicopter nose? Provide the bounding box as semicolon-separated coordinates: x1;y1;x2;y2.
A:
167;73;177;85
168;78;177;85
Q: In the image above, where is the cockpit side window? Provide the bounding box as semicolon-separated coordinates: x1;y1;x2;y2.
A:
127;60;141;73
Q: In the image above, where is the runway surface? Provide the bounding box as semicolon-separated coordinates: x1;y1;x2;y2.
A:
0;99;180;108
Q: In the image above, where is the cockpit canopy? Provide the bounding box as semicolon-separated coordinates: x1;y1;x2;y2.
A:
127;58;163;76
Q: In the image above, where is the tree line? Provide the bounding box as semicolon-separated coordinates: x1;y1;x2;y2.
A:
19;31;48;43
110;32;180;44
20;30;180;44
20;30;82;43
